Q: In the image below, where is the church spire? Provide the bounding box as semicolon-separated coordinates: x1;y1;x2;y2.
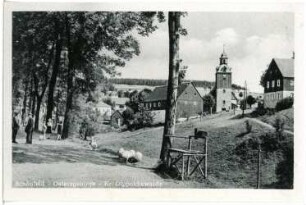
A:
220;44;228;65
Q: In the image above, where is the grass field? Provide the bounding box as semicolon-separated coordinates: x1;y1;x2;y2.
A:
12;111;292;188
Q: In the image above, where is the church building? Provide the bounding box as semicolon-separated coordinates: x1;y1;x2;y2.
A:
215;49;233;112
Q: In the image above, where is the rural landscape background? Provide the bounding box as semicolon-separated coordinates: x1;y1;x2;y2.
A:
11;11;294;189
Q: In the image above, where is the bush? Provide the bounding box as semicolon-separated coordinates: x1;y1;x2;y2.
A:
251;103;267;117
273;117;285;140
275;97;293;112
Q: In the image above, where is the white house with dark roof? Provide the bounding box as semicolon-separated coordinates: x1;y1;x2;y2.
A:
262;58;294;108
96;102;112;117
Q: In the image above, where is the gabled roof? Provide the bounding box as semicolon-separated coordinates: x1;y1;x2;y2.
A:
273;58;294;78
144;82;192;102
96;101;111;108
111;110;123;118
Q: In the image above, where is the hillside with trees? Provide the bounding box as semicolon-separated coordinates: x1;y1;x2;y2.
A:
110;78;245;90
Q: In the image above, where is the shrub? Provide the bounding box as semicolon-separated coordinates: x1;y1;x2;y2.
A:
251;103;267;117
275;140;293;188
275;97;293;112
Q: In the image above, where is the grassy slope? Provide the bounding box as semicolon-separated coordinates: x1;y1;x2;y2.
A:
13;113;290;188
258;108;294;131
96;114;286;188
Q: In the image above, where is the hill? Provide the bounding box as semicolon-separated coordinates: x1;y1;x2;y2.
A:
258;108;294;131
109;78;245;90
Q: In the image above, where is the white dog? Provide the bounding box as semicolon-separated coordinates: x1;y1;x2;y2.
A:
89;137;98;151
38;134;45;141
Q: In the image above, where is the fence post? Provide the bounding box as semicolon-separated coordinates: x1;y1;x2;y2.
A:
257;144;261;189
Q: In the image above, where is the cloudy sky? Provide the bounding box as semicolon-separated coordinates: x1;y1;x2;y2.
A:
119;12;294;93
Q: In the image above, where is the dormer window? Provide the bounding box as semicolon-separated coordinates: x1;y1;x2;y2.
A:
267;81;270;88
277;79;280;87
272;80;275;88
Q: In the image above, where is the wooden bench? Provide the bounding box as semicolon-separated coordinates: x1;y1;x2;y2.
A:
166;128;208;180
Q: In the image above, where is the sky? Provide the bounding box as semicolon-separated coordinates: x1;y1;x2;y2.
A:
118;12;294;93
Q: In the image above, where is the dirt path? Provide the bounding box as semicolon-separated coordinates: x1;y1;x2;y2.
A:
12;112;251;188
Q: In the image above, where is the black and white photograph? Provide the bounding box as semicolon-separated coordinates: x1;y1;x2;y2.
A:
3;1;306;203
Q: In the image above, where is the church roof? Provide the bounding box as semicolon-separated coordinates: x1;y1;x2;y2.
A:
273;58;294;78
220;51;228;59
216;64;231;72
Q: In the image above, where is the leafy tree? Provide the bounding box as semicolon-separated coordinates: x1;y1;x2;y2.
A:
61;12;164;139
178;64;188;85
246;95;256;108
203;94;215;114
260;69;267;88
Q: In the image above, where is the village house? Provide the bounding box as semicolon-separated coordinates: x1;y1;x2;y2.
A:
96;101;112;117
142;82;203;119
262;57;294;108
110;110;124;128
111;97;130;111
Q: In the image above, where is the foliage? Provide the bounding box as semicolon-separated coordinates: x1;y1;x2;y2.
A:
235;118;293;188
122;106;135;126
275;97;293;112
260;69;267;88
203;94;215;112
70;94;109;137
246;95;256;108
103;97;115;108
251;103;267;117
178;63;188;85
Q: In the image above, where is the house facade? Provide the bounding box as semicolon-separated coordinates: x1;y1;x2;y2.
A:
263;58;294;108
142;82;203;118
110;110;124;128
96;102;112;118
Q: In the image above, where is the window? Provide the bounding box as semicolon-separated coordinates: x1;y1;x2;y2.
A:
158;102;161;107
277;79;280;87
290;80;294;86
267;81;269;88
223;89;226;93
193;101;197;106
153;102;156;107
223;100;225;105
272;80;275;88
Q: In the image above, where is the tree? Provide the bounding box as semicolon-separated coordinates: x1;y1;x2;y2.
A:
260;70;267;88
203;94;215;114
160;12;187;165
246;95;256;108
178;64;188;85
61;12;164;139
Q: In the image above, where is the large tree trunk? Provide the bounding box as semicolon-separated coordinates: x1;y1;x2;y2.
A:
21;79;29;126
159;12;181;163
62;14;73;139
46;20;63;128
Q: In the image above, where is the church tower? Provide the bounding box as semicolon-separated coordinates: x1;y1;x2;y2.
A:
215;47;232;112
